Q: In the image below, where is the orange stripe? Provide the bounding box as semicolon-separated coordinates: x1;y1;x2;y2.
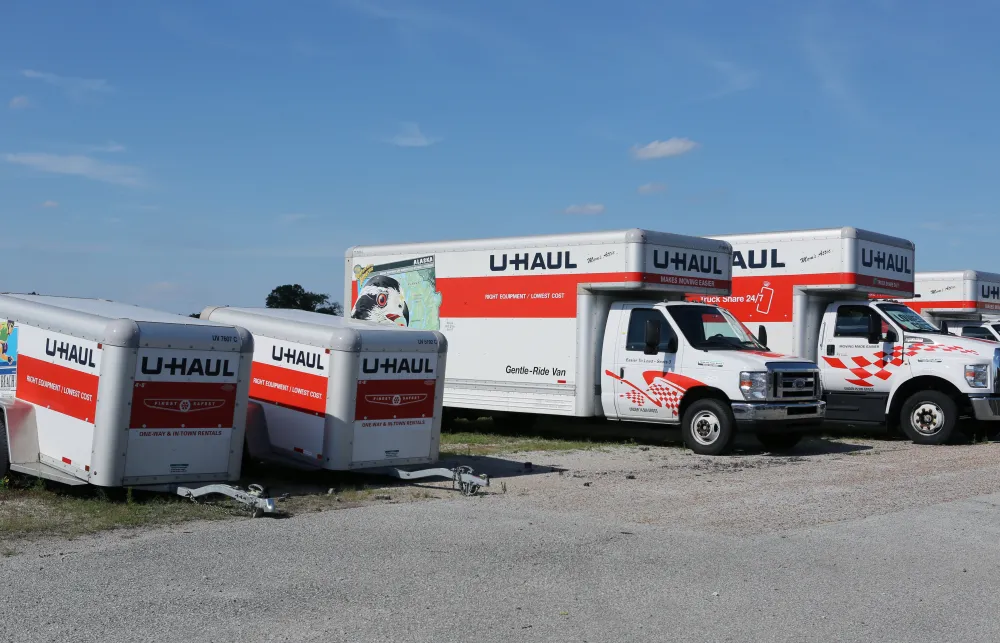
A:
249;361;327;415
907;299;1000;312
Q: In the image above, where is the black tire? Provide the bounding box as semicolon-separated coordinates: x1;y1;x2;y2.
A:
756;432;803;452
0;413;9;478
899;390;957;445
681;398;736;456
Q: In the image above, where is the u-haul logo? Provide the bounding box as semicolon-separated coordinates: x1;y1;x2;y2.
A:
364;393;428;406
141;357;236;377
652;250;724;275
861;249;911;274
143;398;227;413
489;251;577;272
362;357;435;375
981;285;1000;301
45;339;97;368
731;249;785;271
271;345;325;370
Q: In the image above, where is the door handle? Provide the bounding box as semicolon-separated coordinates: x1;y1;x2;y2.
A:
826;345;835;356
619;367;624;378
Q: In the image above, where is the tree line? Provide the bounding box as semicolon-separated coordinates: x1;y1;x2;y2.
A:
191;284;343;318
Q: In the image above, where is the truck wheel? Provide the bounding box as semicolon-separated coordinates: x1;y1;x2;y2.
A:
0;413;9;477
900;390;957;445
756;432;802;452
681;399;735;456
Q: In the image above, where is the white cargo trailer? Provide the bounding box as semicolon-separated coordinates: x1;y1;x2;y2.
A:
0;295;276;513
198;306;487;494
904;271;1000;341
693;227;1000;445
345;229;825;456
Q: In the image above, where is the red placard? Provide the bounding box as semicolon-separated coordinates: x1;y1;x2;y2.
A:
16;354;100;423
355;378;437;421
249;361;327;415
129;381;238;429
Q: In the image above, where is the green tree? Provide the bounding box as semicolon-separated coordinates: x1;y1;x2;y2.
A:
265;284;343;316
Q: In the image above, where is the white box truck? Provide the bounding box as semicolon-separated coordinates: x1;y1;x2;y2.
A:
197;306;488;494
693;227;1000;445
345;229;825;456
0;295;276;514
905;271;1000;341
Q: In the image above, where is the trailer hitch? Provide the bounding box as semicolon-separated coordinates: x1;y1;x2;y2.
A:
368;464;490;496
176;483;281;517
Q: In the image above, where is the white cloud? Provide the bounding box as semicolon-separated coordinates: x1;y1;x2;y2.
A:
387;123;441;147
630;138;699;160
279;213;315;224
40;200;59;208
706;60;759;98
5;153;145;187
563;203;606;215
637;182;667;195
21;69;113;100
8;96;30;110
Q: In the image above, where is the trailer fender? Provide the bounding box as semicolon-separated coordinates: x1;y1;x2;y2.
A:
243;401;275;461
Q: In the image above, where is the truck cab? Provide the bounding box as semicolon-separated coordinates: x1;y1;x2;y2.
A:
600;300;824;455
700;227;1000;445
949;322;1000;342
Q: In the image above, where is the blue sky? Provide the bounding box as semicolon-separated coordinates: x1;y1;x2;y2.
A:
2;0;998;314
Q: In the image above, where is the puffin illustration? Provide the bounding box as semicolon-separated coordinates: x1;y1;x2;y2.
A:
351;275;410;326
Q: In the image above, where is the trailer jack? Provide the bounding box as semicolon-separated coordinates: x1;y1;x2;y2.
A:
369;465;490;496
176;483;280;517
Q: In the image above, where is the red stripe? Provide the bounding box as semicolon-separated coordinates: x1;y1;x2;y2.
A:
16;354;99;423
689;272;914;323
249;361;327;415
354;272;730;319
129;381;238;429
355;378;437;421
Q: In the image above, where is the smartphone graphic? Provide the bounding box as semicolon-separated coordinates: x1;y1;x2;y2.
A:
756;283;774;315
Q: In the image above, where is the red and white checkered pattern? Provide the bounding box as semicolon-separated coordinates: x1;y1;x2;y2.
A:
618;376;687;416
823;343;981;388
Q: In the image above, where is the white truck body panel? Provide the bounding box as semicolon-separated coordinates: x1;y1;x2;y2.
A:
0;294;253;488
199;306;448;470
906;271;1000;342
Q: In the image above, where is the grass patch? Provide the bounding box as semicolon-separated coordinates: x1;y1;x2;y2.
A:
0;475;249;541
440;431;602;457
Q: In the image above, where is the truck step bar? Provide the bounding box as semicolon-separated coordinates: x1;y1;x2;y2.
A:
362;465;490;496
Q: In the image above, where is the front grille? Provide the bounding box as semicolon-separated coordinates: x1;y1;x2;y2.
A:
993;348;1000;395
772;370;820;400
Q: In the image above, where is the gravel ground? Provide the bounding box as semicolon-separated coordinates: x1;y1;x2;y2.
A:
2;435;1000;642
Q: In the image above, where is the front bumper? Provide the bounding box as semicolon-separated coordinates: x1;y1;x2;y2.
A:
731;400;826;432
969;396;1000;421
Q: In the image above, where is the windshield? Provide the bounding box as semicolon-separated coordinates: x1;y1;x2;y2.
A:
875;303;941;333
666;304;766;351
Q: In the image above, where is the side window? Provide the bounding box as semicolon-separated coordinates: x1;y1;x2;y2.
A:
961;326;992;340
625;308;677;353
834;305;885;338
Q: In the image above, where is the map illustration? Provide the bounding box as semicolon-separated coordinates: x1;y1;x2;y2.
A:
351;256;442;331
0;320;17;392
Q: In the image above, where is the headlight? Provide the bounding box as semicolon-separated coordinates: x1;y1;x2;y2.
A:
740;371;768;400
965;364;989;388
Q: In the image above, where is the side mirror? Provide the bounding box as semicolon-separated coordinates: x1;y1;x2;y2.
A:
867;315;882;344
940;320;949;335
644;319;661;355
666;336;678;354
757;324;768;348
885;329;898;343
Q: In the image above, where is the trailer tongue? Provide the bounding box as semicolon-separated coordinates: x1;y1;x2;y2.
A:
199;306;488;495
0;294;277;515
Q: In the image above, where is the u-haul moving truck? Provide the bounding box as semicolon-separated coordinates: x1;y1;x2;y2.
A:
904;271;1000;342
198;306;487;494
345;229;825;456
0;295;275;513
696;227;1000;445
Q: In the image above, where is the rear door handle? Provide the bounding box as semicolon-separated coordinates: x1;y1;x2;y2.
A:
826;345;835;356
619;367;625;378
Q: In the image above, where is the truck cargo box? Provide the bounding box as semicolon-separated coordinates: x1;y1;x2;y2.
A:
907;270;1000;320
345;229;733;417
